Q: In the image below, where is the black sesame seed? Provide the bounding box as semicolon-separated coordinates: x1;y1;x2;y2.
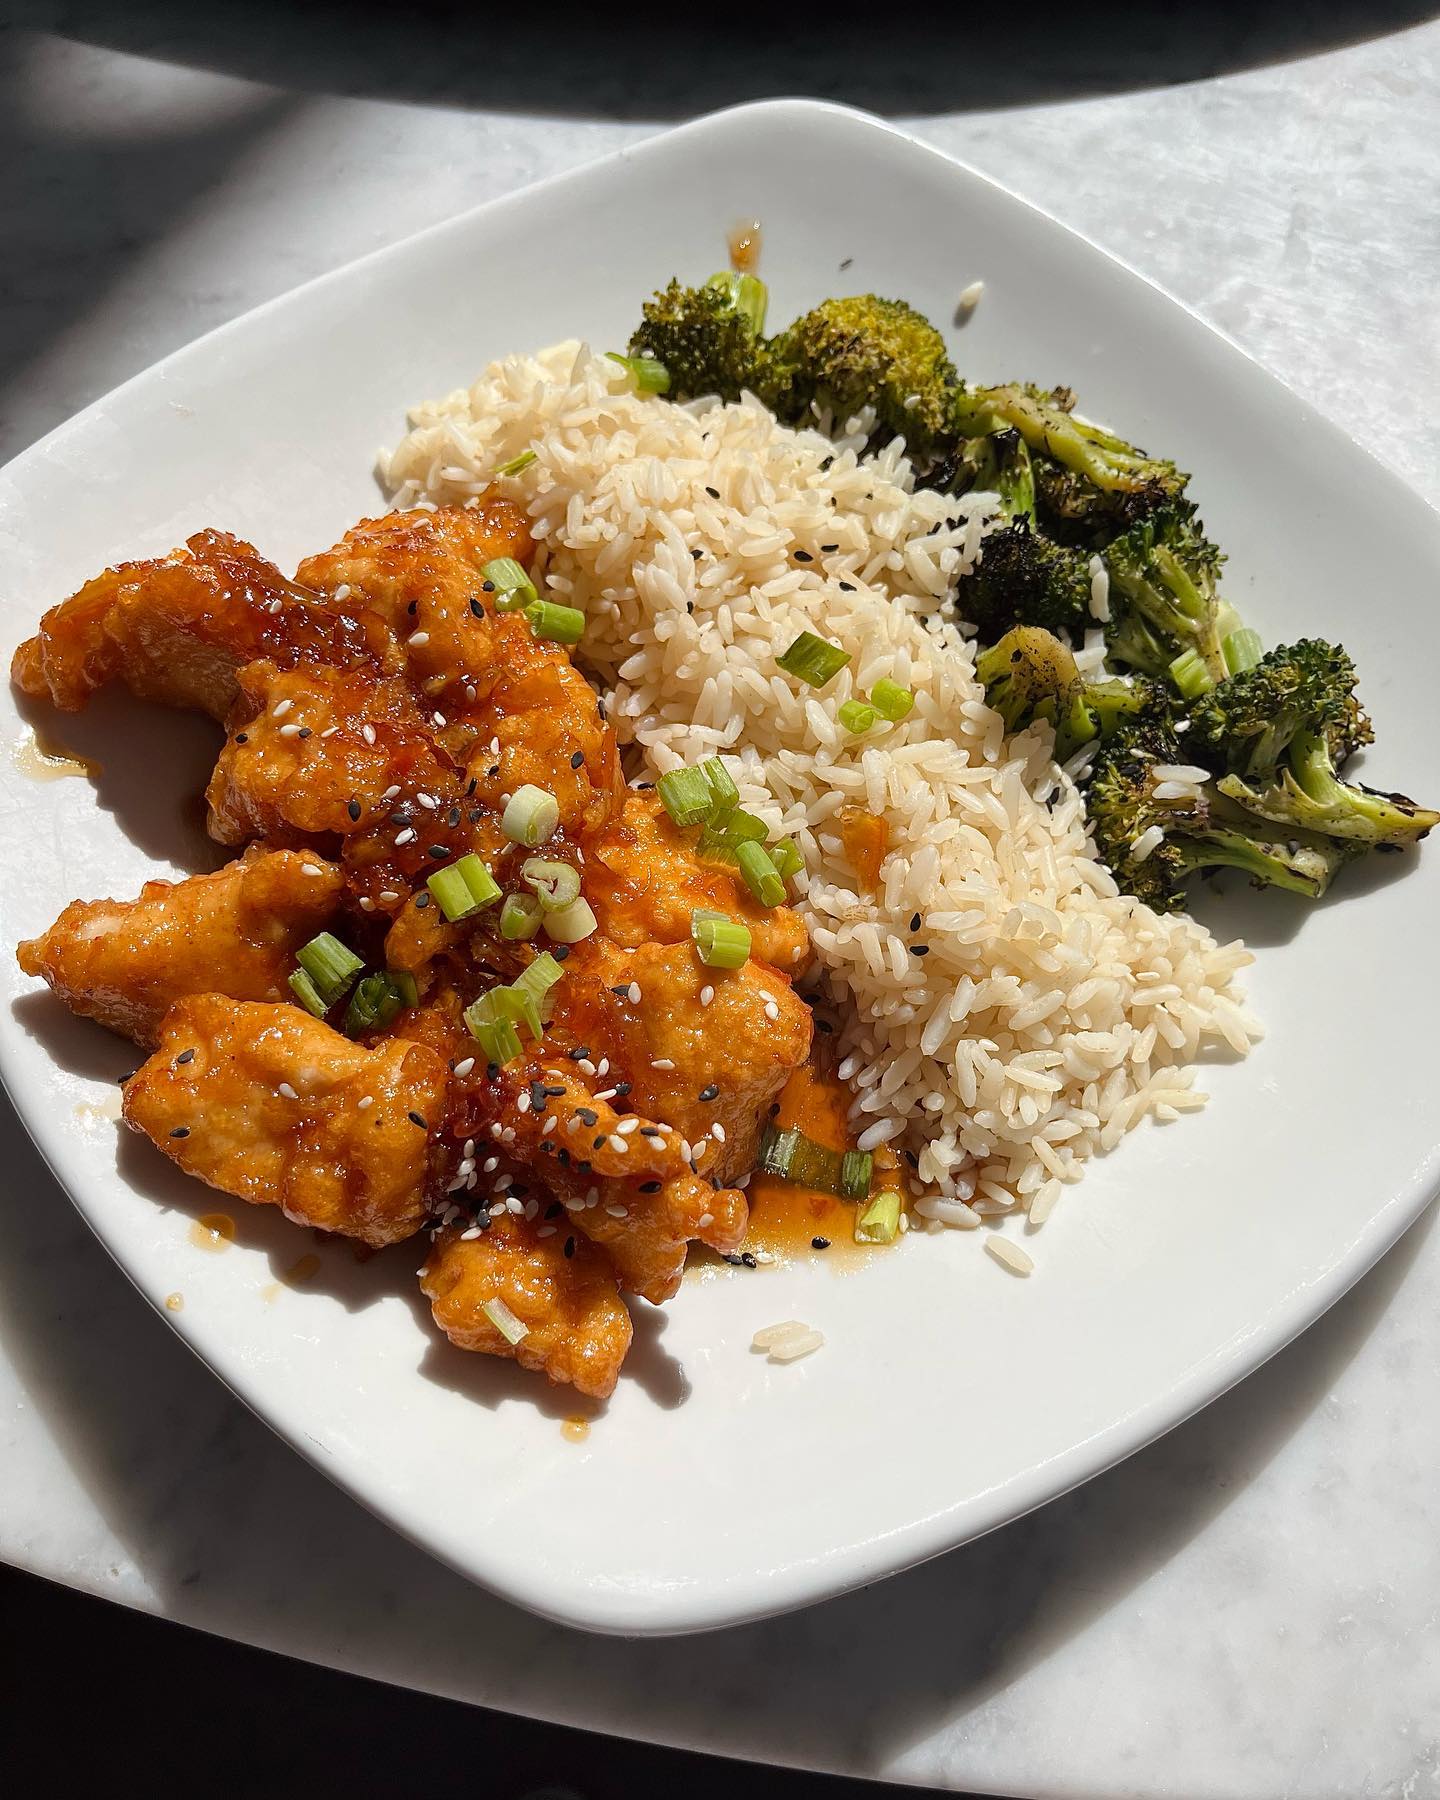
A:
698;1083;720;1102
612;1081;631;1098
544;1202;563;1220
690;548;702;560
639;1126;661;1139
557;1149;571;1166
705;485;721;499
568;1046;590;1061
427;844;450;860
551;944;571;962
909;944;930;957
576;1107;597;1126
685;601;695;615
408;1111;428;1129
793;549;813;563
593;1136;606;1150
723;1253;744;1266
540;1139;555;1154
741;1252;757;1268
639;1180;662;1193
812;1236;831;1250
635;781;654;790
297;727;311;739
563;1235;576;1258
819;454;834;471
407;599;417;614
486;766;500;780
347;798;362;822
904;1150;919;1169
416;893;431;909
175;1048;195;1065
235;732;248;745
487;1061;500;1079
448;806;460;828
576;1159;592;1174
610;985;632;1000
543;1084;566;1097
570;750;585;769
909;912;921;932
470;597;485;618
820;543;839;552
169;1126;190;1139
816;1017;834;1033
529;1081;548;1111
838;581;855;593
466;777;478;795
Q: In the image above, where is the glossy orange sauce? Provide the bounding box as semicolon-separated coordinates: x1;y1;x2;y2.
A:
13;726;100;782
164;1292;184;1313
190;1212;235;1252
561;1416;591;1443
728;219;763;274
745;1058;868;1258
839;805;889;892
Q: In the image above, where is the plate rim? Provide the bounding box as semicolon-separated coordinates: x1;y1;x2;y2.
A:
3;95;1438;1636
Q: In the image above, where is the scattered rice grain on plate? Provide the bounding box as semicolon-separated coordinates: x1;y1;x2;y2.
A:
986;1237;1035;1276
383;344;1260;1227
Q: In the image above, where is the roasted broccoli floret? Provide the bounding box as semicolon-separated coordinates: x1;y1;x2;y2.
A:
975;625;1162;760
1032;455;1177;549
952;382;1186;501
1190;639;1439;846
628;273;786;406
1101;500;1247;693
773;295;958;458
1086;717;1352;911
953;517;1095;641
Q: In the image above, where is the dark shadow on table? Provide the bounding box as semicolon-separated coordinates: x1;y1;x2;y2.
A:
16;0;1439;119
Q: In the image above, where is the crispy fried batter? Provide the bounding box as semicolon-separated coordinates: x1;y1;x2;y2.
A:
420;1213;631;1399
17;848;344;1048
12;530;392;718
123;995;446;1246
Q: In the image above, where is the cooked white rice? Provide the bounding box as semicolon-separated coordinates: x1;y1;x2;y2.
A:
382;343;1261;1230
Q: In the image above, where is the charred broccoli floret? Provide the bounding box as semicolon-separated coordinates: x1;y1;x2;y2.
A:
1032;455;1177;549
773;295;958;458
952;383;1187;502
628;273;787;406
1086;717;1352;911
1190;640;1438;846
1101;500;1247;693
953;517;1095;641
975;625;1163;760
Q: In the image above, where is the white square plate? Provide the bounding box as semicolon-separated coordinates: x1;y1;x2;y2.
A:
3;100;1438;1636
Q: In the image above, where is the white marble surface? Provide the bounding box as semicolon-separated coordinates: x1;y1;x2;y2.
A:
4;12;1440;1796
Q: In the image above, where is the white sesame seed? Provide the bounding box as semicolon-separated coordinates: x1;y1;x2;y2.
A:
453;1058;475;1077
277;1082;298;1100
616;1118;639;1135
577;1059;596;1077
501;1127;516;1144
446;1173;468;1193
506;1196;524;1215
301;863;324;877
357;1095;373;1110
490;1203;508;1219
542;1115;558;1136
482;1156;498;1173
362;724;376;745
680;1139;693;1161
608;1134;628;1154
592;1087;617;1103
359;896;375;911
651;1058;675;1071
382;784;401;800
697;1211;714;1230
711;1123;726;1142
320;725;340;738
278;722;302;738
462;1138;475;1157
764;1000;780;1022
379;890;400;903
596;1058;609;1077
409;631;431;647
489;1122;504;1138
394;828;417;846
627;982;641;1004
333;583;351;601
517;1092;531;1113
416;793;438;810
460;1225;482;1239
433;711;447;727
272;698;294;718
536;1225;557;1238
523;1198;539;1220
700;985;715;1006
605;1203;628;1218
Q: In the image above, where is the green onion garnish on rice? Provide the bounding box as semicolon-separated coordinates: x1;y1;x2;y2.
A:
657;766;714;827
699;805;768;855
700;756;738;808
481;557;538;612
735;839;785;907
870;678;915;721
502;784;559;847
296;932;363;1005
777;630;851;690
344;969;417;1037
426;853;501;922
288;967;329;1018
525;599;585;645
768;838;804;879
854;1190;902;1244
604;351;671;393
838;699;877;735
690;909;751;969
499;892;544;941
493;449;537;477
521;858;581;912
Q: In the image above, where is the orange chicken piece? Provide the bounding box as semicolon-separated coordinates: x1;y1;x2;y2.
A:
420;1213;631;1400
17;849;343;1048
123;995;446;1246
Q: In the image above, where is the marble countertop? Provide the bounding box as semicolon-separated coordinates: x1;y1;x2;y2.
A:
4;11;1440;1796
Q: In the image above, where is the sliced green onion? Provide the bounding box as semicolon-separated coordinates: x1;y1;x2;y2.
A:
521;858;581;912
502;784;559;847
704;269;768;334
344;969;418;1037
296;932;364;1005
871;678;915;722
481;1296;529;1345
511;951;566;1035
777;630;851;690
699;805;769;855
604;350;671;393
288;967;328;1018
691;910;751;969
838;699;877;735
426;852;501;922
493;449;537;478
464;989;524;1066
525;599;585;646
736;839;785;908
1168;646;1214;700
499;892;543;941
839;1149;874;1201
854;1190;902;1244
1223;627;1264;674
542;895;598;944
701;756;738;809
768;838;804;880
657;766;713;827
757;1124;870;1197
481;557;538;612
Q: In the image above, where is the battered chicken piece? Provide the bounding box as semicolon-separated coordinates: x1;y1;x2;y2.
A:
12;530;393;719
123;995;446;1246
584;791;809;969
420;1213;631;1399
17;849;343;1048
298;506;623;836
